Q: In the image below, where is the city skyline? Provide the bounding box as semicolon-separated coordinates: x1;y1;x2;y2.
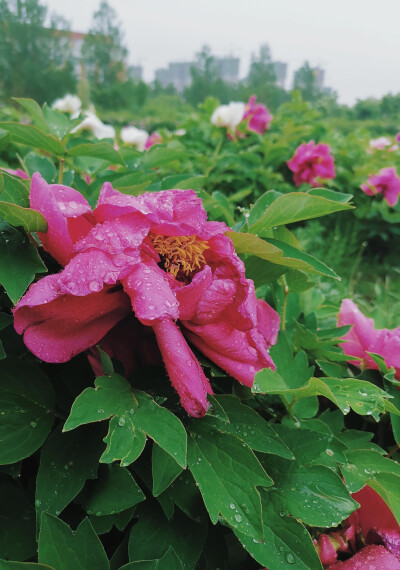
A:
45;0;400;106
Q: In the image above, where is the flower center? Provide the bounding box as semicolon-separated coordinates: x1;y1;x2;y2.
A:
149;233;209;279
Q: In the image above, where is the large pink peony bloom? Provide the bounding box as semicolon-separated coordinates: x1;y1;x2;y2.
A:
361;167;400;207
338;299;400;378
243;96;272;134
13;173;279;417
287;141;335;187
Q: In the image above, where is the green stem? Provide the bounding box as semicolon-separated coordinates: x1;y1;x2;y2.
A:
205;135;224;177
58;158;65;184
281;274;289;330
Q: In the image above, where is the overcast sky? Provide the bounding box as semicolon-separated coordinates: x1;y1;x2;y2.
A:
46;0;400;105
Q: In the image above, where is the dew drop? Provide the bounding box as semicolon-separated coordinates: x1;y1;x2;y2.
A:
234;513;242;522
325;448;334;457
118;416;126;427
229;503;236;510
30;421;37;428
35;499;41;508
285;552;295;564
88;280;101;292
97;408;104;414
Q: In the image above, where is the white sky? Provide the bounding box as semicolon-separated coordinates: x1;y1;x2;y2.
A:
46;0;400;105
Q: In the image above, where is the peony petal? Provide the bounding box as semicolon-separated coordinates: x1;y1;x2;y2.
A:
153;318;211;417
327;544;400;569
173;266;213;321
123;260;179;326
367;528;400;557
30;173;94;266
13;275;131;363
347;486;400;539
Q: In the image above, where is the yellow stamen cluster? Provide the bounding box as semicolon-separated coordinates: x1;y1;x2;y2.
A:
150;233;209;279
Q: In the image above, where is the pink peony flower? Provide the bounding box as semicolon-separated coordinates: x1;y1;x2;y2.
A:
369;136;392;150
396;133;400;143
2;167;29;179
325;486;400;568
361;167;400;207
13;173;279;417
287;141;335;187
243;96;272;134
145;132;162;150
338;299;400;378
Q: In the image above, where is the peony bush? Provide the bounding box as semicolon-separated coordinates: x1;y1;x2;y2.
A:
0;95;399;569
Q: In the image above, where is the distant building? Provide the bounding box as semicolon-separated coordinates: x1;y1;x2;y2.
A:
313;66;325;90
272;61;287;88
54;30;87;79
155;55;240;92
293;64;326;91
128;65;143;81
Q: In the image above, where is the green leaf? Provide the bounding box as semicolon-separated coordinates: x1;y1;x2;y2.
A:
128;503;205;570
0;562;54;569
42;106;70;140
35;425;104;518
0;358;54;464
152;444;183;497
24;153;57;183
89;507;135;535
248;191;353;234
0;221;47;303
0;123;65;155
187;418;272;539
84;464;145;515
64;374;187;468
38;514;109;570
141;147;186;168
253;369;397;420
342;448;400;496
211;395;294;458
0;478;36;561
13;98;48;131
0;203;47;232
369;474;400;525
0;171;29;207
228;232;339;279
67;143;125;166
121;547;183;569
308;188;353;203
234;491;323;569
162;470;204;522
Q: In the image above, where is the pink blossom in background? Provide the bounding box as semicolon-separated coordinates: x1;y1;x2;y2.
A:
369;136;392;150
144;132;162;150
338;299;400;378
396;133;400;143
287;141;335;187
2;168;29;179
243;95;272;134
13;173;279;417
361;167;400;207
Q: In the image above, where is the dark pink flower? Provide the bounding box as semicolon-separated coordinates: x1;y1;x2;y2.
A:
287;141;335;187
327;545;400;569
243;96;272;134
144;132;162;150
361;167;400;207
2;167;29;179
338;299;400;378
13;173;279;417
396;133;400;143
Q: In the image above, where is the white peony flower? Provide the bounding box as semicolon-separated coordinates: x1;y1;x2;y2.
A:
211;102;246;130
72;112;115;140
120;125;149;152
52;94;82;116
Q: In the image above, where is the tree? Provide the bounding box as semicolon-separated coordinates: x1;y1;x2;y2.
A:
247;44;276;87
293;61;321;102
0;0;77;103
82;1;128;93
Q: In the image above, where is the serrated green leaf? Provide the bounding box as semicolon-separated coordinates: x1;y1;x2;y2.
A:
35;425;104;519
0;123;65;155
38;514;109;570
211;395;294;458
84;464;145;515
0;358;54;464
64;374;187;468
187;418;272;539
0;171;29;207
121;547;183;569
234;491;323;569
152;444;183;497
67;143;125;166
0;221;47;303
253;369;397;420
128;503;205;570
0;478;36;561
248;191;353;234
